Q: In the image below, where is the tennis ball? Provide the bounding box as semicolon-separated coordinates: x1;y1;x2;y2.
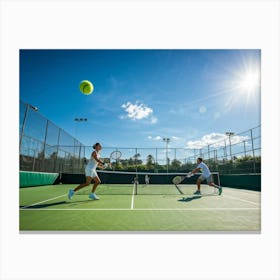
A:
80;80;94;95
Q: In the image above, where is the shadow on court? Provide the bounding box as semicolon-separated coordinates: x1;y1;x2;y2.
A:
178;196;202;203
20;199;98;209
20;201;67;208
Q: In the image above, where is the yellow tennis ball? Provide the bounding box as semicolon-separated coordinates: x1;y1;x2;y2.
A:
80;80;94;95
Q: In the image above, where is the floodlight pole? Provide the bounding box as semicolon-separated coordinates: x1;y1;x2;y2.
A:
74;118;88;138
225;131;235;161
74;118;88;173
163;137;170;173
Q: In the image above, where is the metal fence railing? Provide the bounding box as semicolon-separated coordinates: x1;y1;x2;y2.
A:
20;100;261;175
186;125;261;174
20;100;85;173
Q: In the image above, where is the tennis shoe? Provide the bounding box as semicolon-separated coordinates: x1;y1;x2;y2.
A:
218;186;223;195
68;189;75;200
89;192;100;200
193;190;201;195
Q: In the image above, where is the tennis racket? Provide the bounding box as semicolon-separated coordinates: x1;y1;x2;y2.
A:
172;173;193;194
105;150;122;168
99;151;122;169
172;173;193;185
110;150;122;161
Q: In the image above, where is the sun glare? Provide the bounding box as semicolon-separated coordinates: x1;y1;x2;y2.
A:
215;56;261;111
238;70;260;94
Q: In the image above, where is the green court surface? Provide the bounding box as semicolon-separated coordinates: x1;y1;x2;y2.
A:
19;184;261;232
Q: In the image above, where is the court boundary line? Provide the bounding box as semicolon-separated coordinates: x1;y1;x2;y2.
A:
222;194;260;206
225;187;260;195
20;207;260;211
20;187;261;209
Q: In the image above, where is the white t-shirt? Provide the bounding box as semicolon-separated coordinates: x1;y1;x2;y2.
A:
86;151;100;170
197;162;211;178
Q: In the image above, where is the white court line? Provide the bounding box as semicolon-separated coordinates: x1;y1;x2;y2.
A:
223;187;261;195
20;207;260;211
131;184;135;209
21;194;67;209
223;194;260;206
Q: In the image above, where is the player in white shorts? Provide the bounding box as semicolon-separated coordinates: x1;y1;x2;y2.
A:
68;143;104;200
189;157;222;195
145;174;150;185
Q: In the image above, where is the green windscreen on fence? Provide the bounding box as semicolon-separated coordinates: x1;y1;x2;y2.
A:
220;174;261;191
20;171;59;187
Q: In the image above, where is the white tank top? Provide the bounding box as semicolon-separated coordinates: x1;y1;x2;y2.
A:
86;151;100;170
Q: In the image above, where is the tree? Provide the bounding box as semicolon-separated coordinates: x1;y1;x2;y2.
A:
133;153;142;165
170;159;181;170
146;154;154;169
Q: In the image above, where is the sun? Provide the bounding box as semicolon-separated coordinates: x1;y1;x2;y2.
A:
238;70;260;94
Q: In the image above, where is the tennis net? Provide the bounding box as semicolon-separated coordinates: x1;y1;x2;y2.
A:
74;170;220;195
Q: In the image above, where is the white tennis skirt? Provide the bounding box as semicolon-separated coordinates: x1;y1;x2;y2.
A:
85;167;98;178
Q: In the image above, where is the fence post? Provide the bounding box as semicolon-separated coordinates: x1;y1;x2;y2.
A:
54;128;61;172
155;148;158;172
32;149;36;171
214;150;217;163
19;103;29;150
243;140;247;157
78;144;82;170
42;120;49;171
229;137;232;161
224;140;227;160
250;129;256;173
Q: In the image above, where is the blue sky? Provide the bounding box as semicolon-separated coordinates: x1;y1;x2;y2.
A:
20;49;261;149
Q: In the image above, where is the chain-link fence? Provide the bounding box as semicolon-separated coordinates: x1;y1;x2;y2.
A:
20;100;261;175
185;125;261;174
20;100;85;173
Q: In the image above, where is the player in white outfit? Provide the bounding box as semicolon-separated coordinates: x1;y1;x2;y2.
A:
189;157;222;195
145;174;150;185
68;143;104;200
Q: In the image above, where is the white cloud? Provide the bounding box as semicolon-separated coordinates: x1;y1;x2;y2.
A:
147;135;162;141
121;101;157;124
171;136;180;141
186;133;249;149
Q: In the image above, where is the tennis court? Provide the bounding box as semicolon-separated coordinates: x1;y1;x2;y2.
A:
20;182;261;232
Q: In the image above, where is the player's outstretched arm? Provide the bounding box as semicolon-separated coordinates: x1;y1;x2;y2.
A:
190;168;200;175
